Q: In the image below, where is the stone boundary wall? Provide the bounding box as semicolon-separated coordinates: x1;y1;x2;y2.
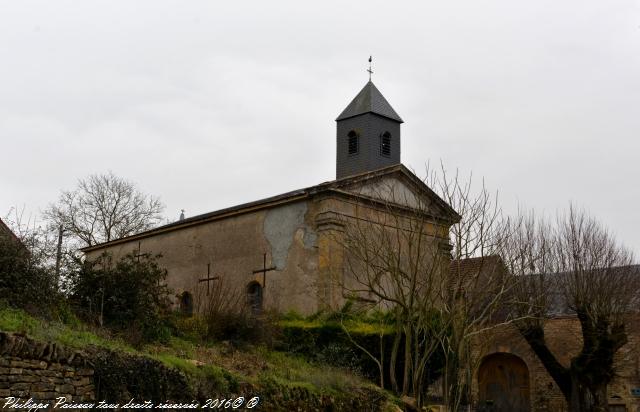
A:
0;331;95;402
473;317;640;412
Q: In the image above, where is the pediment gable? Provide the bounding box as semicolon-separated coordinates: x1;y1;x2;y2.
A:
329;165;460;223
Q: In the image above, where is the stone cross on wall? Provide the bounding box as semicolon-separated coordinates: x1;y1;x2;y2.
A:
198;263;220;295
133;241;144;262
252;253;277;289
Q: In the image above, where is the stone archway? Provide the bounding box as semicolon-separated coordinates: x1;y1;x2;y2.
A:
478;352;531;412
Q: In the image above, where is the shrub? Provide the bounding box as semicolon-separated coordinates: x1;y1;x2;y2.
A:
0;234;60;315
68;251;171;345
172;315;208;341
278;318;388;380
205;307;280;347
191;277;279;346
278;315;445;391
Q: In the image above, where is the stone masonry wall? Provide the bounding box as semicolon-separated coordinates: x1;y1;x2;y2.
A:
475;316;640;412
0;330;392;411
0;331;94;403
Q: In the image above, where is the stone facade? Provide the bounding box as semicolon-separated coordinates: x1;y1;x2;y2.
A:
474;316;640;411
0;332;94;403
82;166;457;316
87;197;323;314
81;81;452;317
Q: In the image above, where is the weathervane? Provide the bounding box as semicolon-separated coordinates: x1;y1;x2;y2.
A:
367;56;373;81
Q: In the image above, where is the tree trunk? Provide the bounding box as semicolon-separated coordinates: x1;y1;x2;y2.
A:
519;324;572;399
446;353;462;411
589;383;609;412
402;327;412;396
569;373;585;412
568;368;610;412
389;326;402;393
378;332;385;389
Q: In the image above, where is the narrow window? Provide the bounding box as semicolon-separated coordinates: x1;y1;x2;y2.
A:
348;130;359;155
179;291;194;316
246;282;263;315
380;132;391;157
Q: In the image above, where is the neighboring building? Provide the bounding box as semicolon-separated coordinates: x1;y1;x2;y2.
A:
459;258;640;412
0;217;26;252
81;80;459;315
474;314;640;412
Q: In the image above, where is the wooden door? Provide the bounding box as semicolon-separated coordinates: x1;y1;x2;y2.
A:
478;353;531;412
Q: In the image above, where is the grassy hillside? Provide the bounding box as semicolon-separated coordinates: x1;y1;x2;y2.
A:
0;305;398;410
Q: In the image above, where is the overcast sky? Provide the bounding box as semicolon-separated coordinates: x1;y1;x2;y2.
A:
1;1;639;254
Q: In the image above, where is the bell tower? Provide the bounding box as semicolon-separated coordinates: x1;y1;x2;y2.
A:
335;81;403;179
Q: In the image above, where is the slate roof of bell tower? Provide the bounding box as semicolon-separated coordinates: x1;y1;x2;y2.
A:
336;81;403;123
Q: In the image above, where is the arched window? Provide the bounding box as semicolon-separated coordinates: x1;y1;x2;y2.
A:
246;282;263;315
179;291;194;316
380;132;391;157
348;130;359;155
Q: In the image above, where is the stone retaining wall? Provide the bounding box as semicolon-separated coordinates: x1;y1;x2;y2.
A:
0;331;390;411
0;331;95;402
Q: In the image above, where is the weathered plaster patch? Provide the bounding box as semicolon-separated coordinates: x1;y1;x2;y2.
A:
264;202;314;269
302;228;317;249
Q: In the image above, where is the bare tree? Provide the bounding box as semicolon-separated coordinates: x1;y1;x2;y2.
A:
338;177;452;407
3;206;58;268
336;164;516;409
338;303;390;389
45;171;165;248
1;207;60;311
429;164;518;411
502;206;639;412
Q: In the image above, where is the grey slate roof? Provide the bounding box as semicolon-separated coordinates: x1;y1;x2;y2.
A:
81;164;459;253
336;81;403;123
545;265;640;316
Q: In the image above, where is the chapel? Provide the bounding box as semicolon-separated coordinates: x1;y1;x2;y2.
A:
80;80;640;411
82;80;459;315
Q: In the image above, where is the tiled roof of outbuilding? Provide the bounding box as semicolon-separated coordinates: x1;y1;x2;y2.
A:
449;255;503;279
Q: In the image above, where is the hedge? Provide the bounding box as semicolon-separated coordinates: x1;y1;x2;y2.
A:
277;319;444;390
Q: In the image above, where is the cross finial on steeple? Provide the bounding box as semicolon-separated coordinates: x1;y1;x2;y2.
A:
367;56;373;81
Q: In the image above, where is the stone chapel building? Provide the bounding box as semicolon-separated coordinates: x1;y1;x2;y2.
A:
81;81;640;411
82;80;459;315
